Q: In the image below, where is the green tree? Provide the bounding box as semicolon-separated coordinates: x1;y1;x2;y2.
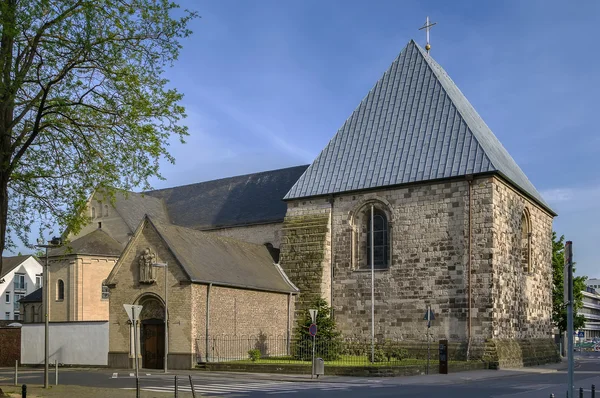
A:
0;1;198;275
294;297;342;361
552;232;587;334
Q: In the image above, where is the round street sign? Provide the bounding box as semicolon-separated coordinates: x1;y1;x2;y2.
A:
309;323;317;337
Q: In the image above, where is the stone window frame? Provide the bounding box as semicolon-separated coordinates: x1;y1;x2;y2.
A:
91;206;96;219
520;207;532;274
349;198;394;271
104;205;109;217
56;279;65;301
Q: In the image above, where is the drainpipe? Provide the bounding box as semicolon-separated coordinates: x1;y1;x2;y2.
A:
287;293;292;355
205;283;212;363
466;175;473;360
329;195;334;314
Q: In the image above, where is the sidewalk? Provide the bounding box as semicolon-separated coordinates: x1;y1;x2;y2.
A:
188;359;569;385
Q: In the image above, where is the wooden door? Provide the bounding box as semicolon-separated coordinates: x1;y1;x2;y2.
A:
141;322;164;369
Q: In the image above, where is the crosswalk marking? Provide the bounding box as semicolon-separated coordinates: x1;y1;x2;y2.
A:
123;380;388;396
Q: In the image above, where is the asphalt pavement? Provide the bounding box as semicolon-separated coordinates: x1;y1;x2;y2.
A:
1;353;599;397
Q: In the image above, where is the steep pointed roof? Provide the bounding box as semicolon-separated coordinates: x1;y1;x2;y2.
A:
284;40;554;215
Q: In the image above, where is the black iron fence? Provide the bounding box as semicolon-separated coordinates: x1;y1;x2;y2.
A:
195;335;482;366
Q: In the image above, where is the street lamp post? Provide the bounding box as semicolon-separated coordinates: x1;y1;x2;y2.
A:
152;262;168;373
36;236;62;389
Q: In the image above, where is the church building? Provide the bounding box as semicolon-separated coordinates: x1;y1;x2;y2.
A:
279;40;557;366
53;39;557;369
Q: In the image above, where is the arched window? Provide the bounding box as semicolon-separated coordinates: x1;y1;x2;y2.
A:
57;279;64;300
366;209;389;269
521;210;531;273
91;207;96;219
104;205;109;217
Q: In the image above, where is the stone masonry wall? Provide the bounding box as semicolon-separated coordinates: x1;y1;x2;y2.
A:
108;221;194;368
280;178;495;342
279;198;331;317
491;177;554;340
330;178;494;341
192;284;293;362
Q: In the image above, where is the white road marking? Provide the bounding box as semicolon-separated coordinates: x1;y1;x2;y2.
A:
111;373;118;378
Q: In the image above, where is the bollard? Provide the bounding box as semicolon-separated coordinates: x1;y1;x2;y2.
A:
21;384;26;398
14;360;17;386
189;375;197;398
581;387;584;398
174;375;178;398
55;360;58;386
593;384;596;398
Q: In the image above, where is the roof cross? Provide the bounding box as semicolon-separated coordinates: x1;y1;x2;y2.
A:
418;16;437;53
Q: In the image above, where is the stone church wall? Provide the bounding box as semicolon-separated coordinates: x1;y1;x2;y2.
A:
191;284;293;362
279;199;332;317
490;177;554;340
330;178;494;341
107;223;195;369
281;178;495;342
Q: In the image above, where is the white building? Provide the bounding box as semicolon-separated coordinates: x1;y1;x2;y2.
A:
581;283;600;339
0;256;43;321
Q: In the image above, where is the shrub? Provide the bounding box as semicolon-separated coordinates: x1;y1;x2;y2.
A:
248;349;261;362
293;297;342;361
368;348;387;363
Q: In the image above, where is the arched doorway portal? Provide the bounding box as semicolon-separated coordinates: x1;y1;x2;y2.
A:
137;295;165;369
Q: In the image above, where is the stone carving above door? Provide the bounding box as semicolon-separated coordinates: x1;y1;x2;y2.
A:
138;248;157;284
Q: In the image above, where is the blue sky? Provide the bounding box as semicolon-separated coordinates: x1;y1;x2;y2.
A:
19;1;600;277
153;0;598;276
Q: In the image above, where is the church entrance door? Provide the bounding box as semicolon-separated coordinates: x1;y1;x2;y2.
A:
141;319;165;369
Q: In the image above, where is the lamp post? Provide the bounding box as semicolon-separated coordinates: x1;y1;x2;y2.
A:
152;262;168;373
35;236;62;389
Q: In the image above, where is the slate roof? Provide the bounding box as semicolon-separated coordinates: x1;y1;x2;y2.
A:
49;229;122;257
19;287;42;303
149;217;297;293
1;255;34;278
284;40;554;215
112;190;170;231
145;165;309;229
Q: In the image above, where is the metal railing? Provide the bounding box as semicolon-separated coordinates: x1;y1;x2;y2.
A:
195;335;479;367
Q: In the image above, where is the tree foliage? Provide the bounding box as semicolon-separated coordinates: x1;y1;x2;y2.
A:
552;232;587;333
294;297;342;361
0;0;198;274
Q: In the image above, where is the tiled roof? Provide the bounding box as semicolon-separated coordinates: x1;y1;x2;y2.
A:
49;229;122;257
149;217;297;293
19;287;42;303
1;255;35;278
145;165;309;229
284;40;554;215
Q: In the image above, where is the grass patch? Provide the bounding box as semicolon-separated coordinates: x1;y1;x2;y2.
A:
226;355;467;367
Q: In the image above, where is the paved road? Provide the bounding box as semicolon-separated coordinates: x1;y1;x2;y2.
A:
1;354;600;397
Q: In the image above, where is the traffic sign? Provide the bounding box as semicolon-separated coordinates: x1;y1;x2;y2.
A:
309;309;318;324
123;304;143;322
578;331;585;338
309;323;317;336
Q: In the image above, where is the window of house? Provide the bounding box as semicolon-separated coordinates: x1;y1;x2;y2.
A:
35;276;42;289
57;279;65;301
4;312;10;320
101;284;110;300
521;209;532;273
14;293;24;311
91;206;96;219
13;313;19;321
4;292;9;304
14;273;26;290
104;204;109;217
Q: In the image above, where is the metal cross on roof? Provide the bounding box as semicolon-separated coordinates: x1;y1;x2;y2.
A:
418;16;437;53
